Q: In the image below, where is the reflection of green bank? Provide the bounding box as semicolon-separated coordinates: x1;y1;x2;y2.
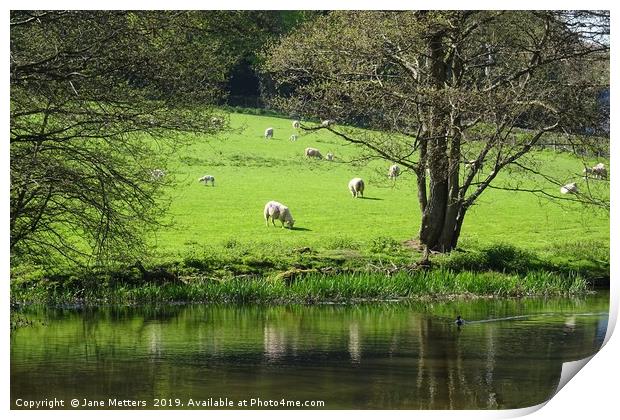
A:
11;292;608;409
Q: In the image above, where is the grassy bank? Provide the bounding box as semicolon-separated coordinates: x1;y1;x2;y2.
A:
10;268;590;306
11;241;605;305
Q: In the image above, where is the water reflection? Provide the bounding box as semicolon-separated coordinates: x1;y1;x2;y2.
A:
11;293;609;409
348;323;361;363
263;325;286;361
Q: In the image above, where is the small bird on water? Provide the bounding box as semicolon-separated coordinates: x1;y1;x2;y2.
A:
455;315;464;326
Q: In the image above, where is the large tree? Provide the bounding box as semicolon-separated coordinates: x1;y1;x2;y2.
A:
263;10;609;255
10;11;244;266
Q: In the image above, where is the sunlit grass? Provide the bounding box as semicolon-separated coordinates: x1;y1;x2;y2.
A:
152;111;608;259
10;110;609;304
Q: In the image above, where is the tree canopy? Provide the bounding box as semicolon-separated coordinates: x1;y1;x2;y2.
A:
263;10;609;253
10;11;254;266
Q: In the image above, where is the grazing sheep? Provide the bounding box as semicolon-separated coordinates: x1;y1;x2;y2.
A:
292;120;300;129
465;159;483;171
321;119;334;127
290;134;298;142
304;147;323;159
388;164;401;179
583;163;607;179
150;169;166;180
593;163;608;179
326;152;334;161
264;127;274;139
560;182;579;194
264;201;295;229
348;177;365;198
198;175;215;186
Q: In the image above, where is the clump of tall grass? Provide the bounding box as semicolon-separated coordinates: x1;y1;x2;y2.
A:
11;268;588;305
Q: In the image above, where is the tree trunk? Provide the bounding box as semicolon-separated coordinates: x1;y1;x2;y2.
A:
437;120;464;251
419;197;468;252
417;29;467;253
418;174;448;250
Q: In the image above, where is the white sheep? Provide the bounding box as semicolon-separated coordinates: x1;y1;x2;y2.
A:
264;201;295;229
264;127;274;139
150;169;166;180
348;177;365;198
583;163;607;179
290;134;298;142
292;120;300;129
465;159;483;171
198;175;215;186
321;119;334;127
304;147;323;159
388;164;401;179
326;152;334;161
560;182;579;194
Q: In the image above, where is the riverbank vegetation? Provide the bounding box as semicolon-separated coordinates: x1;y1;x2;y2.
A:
11;267;590;306
11;240;606;305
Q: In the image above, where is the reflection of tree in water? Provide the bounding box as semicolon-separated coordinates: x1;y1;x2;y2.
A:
263;325;286;361
348;323;361;364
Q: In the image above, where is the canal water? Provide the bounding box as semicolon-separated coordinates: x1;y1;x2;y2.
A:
11;292;609;409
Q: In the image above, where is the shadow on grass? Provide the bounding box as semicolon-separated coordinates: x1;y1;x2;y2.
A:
361;197;383;201
291;226;312;231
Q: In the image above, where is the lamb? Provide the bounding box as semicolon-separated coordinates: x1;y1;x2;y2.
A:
264;201;295;229
292;120;300;129
321;119;334;127
348;177;365;198
264;127;274;139
583;163;607;179
388;164;401;179
290;134;298;142
560;182;579;194
326;152;334;161
304;147;323;159
198;175;215;186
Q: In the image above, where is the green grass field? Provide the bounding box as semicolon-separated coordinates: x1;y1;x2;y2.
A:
10;110;609;303
152;111;609;263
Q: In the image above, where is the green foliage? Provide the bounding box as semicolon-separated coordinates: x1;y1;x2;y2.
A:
10;11;245;266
